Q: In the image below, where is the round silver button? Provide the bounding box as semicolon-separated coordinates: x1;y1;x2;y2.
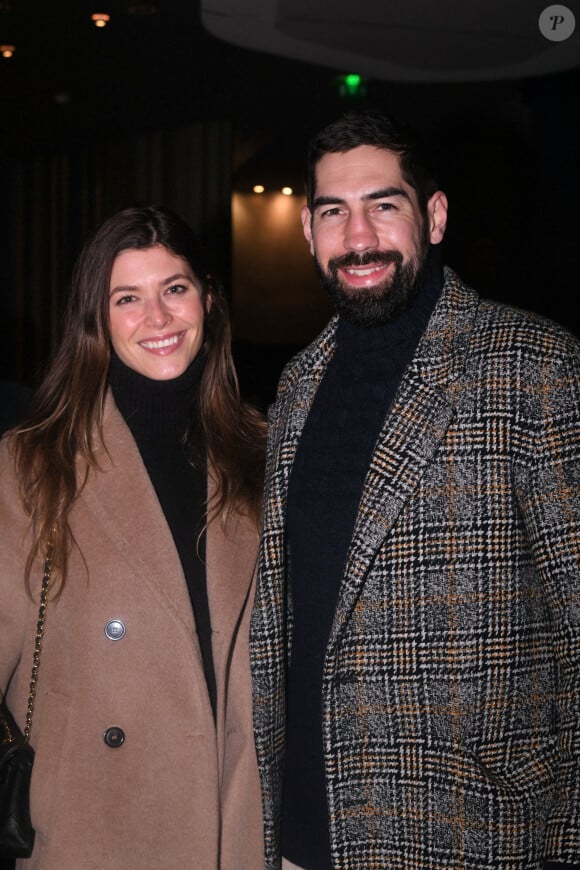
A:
103;727;125;748
104;619;126;641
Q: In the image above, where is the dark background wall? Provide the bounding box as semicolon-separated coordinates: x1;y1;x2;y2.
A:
0;0;578;410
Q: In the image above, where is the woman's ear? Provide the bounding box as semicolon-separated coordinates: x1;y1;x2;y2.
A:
202;274;214;315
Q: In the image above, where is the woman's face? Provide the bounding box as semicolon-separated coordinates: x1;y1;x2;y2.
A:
108;245;208;380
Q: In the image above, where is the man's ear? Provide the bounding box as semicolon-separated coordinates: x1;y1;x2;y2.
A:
301;205;315;256
427;191;448;244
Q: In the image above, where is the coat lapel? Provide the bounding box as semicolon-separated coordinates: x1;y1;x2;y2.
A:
263;318;338;531
79;394;196;634
260;270;480;654
205;474;259;664
83;396;261;728
327;272;480;649
329;374;454;647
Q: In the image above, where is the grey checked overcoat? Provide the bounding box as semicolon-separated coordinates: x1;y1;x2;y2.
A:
250;269;580;869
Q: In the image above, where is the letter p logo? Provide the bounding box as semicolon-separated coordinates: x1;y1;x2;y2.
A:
539;4;576;40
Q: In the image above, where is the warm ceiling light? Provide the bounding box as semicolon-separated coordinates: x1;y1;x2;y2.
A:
253;184;265;194
0;44;15;58
91;13;110;27
281;187;293;196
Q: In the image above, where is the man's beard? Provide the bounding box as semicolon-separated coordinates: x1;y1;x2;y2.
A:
316;231;430;327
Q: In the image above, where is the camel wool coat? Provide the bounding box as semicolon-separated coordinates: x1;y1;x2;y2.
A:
0;395;264;869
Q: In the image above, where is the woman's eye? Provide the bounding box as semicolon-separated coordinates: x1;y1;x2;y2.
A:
167;283;187;294
115;294;135;306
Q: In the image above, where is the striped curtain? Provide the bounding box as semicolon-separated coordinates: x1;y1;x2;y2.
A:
0;120;232;386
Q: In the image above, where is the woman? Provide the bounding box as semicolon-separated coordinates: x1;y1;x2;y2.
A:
0;206;266;869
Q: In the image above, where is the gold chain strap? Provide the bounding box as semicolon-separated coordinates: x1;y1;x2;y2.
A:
23;539;53;743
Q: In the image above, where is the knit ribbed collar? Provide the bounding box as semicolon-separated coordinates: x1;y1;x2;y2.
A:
335;245;444;356
108;349;205;443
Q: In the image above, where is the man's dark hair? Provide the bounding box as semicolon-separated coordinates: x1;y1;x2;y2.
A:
305;110;439;215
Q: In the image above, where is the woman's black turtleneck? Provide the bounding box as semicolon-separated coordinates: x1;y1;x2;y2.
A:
109;350;217;719
282;249;444;869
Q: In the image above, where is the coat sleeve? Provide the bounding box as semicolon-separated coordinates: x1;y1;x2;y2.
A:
515;335;580;863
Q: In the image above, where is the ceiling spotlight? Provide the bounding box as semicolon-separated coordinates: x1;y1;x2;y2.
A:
281;187;293;196
253;184;265;194
0;43;15;58
91;13;110;27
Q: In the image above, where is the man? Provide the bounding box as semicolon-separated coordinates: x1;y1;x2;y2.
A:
250;111;580;869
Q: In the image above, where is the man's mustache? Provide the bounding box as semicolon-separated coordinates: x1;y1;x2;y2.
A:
328;250;403;271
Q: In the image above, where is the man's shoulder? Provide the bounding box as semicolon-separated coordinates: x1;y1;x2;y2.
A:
276;316;339;393
475;295;579;362
443;268;580;361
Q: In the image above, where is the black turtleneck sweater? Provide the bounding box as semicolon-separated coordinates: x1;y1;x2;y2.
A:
109;352;217;718
282;251;444;869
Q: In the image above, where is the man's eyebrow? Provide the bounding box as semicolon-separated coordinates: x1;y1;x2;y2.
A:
312;187;410;210
312;195;347;209
365;186;410;202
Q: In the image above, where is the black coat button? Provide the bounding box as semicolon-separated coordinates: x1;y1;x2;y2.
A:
103;727;125;748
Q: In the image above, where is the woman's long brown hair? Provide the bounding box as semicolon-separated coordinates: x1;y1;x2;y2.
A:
9;205;266;590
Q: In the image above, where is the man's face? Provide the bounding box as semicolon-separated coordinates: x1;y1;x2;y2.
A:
302;145;447;326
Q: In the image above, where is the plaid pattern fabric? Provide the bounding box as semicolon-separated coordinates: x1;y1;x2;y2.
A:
250;269;580;869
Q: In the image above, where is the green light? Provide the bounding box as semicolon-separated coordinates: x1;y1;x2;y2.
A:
344;74;361;93
338;73;366;98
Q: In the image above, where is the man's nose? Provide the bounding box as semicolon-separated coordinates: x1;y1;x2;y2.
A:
344;212;379;252
145;296;172;327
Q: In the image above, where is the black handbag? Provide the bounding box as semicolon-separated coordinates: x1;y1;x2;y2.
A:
0;544;53;859
0;706;34;858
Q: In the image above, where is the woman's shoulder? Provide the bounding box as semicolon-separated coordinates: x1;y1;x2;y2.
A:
0;432;20;486
209;501;260;559
0;436;32;577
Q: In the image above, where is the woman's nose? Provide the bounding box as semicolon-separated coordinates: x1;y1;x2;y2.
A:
145;296;171;327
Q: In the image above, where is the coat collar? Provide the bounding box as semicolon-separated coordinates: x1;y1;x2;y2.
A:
265;268;480;650
276;267;477;400
80;394;257;662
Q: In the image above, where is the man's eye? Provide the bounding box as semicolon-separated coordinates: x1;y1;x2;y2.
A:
320;207;342;218
376;202;395;211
